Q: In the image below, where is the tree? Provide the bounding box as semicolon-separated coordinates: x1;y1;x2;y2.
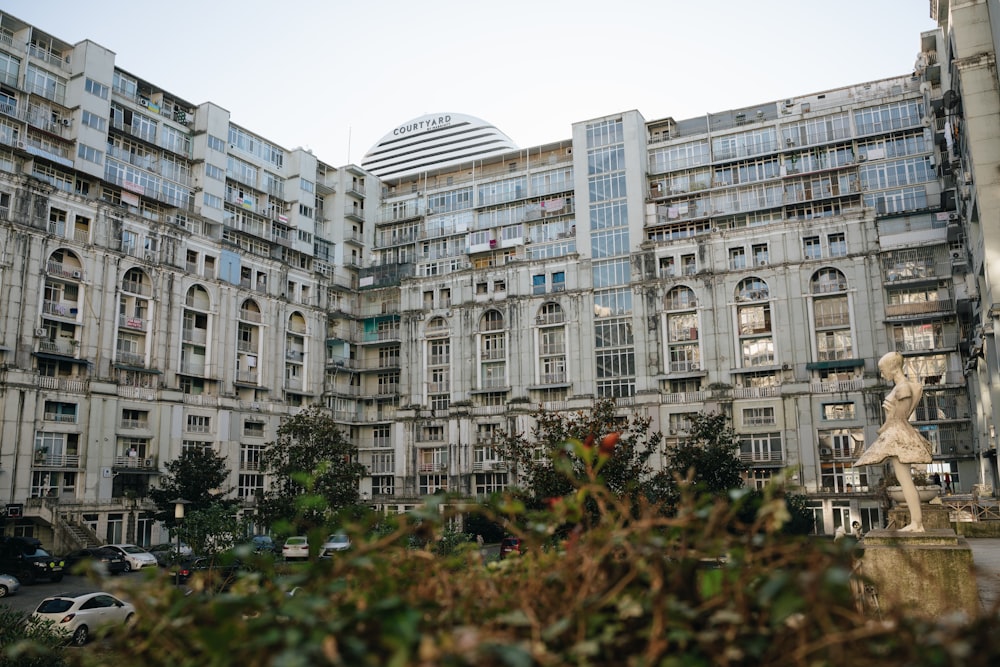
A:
648;411;747;509
258;408;366;533
149;447;236;530
495;399;662;507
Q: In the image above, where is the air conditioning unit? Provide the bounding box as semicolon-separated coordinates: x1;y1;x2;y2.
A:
61;118;71;127
71;270;82;279
144;458;153;467
15;141;25;149
856;154;867;162
948;213;959;222
783;99;794;107
251;402;261;411
819;447;833;458
138;98;149;107
34;328;46;337
785;138;795;146
425;208;434;215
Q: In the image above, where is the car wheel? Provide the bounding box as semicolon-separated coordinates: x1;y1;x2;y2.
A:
0;584;8;597
122;561;132;573
124;613;135;628
20;570;35;585
72;625;89;646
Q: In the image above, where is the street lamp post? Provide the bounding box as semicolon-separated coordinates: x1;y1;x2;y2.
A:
170;498;190;560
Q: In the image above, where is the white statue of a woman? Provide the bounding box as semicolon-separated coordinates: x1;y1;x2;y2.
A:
855;351;933;531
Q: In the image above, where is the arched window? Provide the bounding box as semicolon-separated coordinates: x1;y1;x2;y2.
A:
665;286;697;311
536;302;564;326
811;268;848;294
480;309;505;332
736;277;769;302
185;284;211;310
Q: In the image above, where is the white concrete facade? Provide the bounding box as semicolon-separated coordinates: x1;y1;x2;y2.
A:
0;7;990;550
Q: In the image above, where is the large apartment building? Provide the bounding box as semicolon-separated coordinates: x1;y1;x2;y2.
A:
0;5;994;549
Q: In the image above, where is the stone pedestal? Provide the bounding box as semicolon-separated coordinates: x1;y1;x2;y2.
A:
858;528;980;618
888;503;952;530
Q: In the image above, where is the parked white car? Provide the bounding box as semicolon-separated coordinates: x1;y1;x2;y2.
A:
32;591;135;645
101;544;158;571
281;536;309;560
0;573;20;598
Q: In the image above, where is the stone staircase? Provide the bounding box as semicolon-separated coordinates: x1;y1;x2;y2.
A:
57;515;101;552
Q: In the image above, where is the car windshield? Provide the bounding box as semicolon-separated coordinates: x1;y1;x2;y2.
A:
328;535;349;543
122;546;145;554
286;538;306;545
36;599;73;613
28;548;51;557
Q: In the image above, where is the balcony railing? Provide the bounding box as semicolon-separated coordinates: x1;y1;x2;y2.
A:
116;351;146;367
37;376;87;393
32;453;81;468
113;455;158;469
739;451;784;464
236;371;259;384
119;418;148;429
43;412;77;423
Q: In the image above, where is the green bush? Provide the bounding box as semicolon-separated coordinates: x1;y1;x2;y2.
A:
0;607;66;667
43;475;1000;667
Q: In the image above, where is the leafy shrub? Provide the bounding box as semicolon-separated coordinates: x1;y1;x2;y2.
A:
51;471;1000;667
0;607;66;667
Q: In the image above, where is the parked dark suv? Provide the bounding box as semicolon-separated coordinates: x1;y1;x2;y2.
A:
0;536;65;584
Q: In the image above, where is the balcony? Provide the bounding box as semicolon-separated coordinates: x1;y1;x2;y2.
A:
116;351;146;367
481;348;506;361
739;450;784;465
179;362;206;376
38;339;78;356
418;462;448;473
43;412;77;424
235;371;259;385
119;314;148;332
112;455;158;470
46;261;83;280
119;418;149;430
32;453;81;468
181;327;208;344
239;308;263;323
42;300;80;320
427;381;450;393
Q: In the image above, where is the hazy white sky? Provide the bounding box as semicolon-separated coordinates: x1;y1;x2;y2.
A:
8;1;937;167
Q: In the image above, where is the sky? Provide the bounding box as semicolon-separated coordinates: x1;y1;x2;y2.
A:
7;0;938;167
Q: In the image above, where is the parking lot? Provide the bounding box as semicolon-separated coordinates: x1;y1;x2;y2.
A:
1;570;152;615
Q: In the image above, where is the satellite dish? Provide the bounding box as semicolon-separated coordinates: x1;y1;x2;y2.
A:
943;89;960;110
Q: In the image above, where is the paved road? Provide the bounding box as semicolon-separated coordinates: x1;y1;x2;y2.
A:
968;537;1000;612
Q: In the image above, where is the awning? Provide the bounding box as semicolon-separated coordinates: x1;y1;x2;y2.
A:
806;359;866;371
32;352;90;365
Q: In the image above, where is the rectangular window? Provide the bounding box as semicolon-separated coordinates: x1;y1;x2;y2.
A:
81;109;107;131
77;144;103;165
752;244;769;266
828;232;846;257
206;135;226;152
186;414;211;433
742;407;775;426
822;403;856;420
372;475;395;495
729;247;747;270
84;77;109;99
803;236;821;260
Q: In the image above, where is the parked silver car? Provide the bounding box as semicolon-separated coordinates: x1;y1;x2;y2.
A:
0;573;20;597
